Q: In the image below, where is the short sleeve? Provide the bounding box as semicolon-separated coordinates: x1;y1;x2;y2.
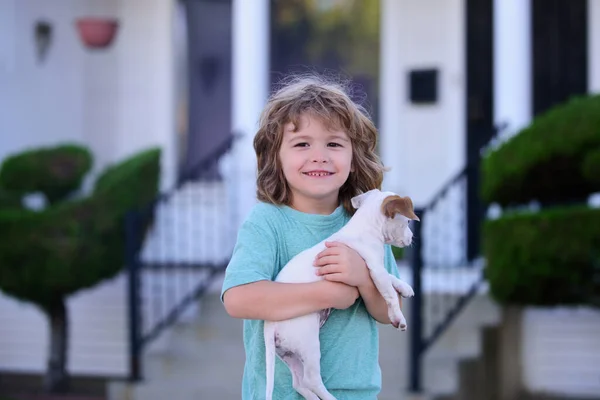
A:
220;220;278;302
383;244;401;278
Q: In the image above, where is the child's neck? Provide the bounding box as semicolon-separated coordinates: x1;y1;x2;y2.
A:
290;198;340;215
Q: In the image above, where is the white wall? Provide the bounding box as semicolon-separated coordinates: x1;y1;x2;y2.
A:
522;307;600;397
0;0;177;190
380;0;465;208
0;0;94;165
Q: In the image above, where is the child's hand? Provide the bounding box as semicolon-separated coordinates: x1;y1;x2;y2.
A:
314;241;370;287
323;281;359;310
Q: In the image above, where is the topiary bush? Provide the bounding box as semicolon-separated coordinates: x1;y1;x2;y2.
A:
582;146;600;185
481;94;600;309
483;206;600;307
0;145;161;393
0;144;92;205
481;94;600;207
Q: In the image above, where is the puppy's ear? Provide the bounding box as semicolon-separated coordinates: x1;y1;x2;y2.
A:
351;189;379;209
381;195;420;221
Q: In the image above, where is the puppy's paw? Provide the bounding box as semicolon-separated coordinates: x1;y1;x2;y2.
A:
388;310;407;330
397;282;415;298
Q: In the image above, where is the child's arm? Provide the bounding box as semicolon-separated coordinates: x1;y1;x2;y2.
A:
358;278;401;324
223;279;359;321
314;242;402;325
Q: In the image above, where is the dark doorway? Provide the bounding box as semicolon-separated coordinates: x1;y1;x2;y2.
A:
181;0;232;181
269;0;381;125
532;0;588;116
465;0;494;260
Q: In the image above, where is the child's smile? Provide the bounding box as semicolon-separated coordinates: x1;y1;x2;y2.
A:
279;114;353;214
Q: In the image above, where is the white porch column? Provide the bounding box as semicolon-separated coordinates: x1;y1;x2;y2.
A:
494;0;532;138
231;0;269;226
379;0;404;197
589;0;600;93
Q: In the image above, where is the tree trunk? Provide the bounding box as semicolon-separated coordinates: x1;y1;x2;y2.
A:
43;298;69;393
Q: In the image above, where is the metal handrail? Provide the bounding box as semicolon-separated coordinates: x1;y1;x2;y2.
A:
126;134;238;381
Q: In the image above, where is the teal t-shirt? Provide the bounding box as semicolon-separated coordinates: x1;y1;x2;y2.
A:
221;202;401;400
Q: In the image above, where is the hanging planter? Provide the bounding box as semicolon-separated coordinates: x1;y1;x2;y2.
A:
75;17;119;49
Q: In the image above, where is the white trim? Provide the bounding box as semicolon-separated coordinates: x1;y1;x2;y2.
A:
493;0;532;138
589;0;600;93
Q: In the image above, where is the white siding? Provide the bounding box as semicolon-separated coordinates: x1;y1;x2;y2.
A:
522;307;600;397
0;0;177;190
0;274;129;376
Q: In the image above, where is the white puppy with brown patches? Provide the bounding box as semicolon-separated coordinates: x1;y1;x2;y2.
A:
264;189;419;400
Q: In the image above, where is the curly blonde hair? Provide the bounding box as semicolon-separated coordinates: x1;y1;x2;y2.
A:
253;74;385;215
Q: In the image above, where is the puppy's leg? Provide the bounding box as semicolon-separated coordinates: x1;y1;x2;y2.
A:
389;274;414;298
301;350;336;400
275;315;325;399
364;261;404;329
264;322;277;400
296;330;336;400
280;355;319;400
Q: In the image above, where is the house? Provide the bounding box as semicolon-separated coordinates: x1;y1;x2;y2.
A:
0;0;599;399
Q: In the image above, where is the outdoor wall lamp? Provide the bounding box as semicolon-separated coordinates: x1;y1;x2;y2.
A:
34;20;52;63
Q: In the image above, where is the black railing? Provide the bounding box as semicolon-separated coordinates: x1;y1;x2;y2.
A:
408;124;506;393
125;134;238;381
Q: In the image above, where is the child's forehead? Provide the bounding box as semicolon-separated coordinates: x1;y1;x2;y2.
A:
284;112;346;134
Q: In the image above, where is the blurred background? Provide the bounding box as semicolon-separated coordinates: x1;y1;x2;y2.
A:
0;0;599;399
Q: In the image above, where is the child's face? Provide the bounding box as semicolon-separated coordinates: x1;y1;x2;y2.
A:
279;114;353;213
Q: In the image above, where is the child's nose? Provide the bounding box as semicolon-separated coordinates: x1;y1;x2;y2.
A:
310;148;329;163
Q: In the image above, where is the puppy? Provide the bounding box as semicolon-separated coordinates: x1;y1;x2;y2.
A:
264;189;418;400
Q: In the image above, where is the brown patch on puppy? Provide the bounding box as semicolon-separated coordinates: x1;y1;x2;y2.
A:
381;195;420;221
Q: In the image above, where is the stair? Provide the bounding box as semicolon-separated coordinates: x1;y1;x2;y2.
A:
422;293;502;398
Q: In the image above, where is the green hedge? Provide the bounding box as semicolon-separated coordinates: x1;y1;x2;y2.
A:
0;148;160;309
0;144;92;205
582;146;600;185
391;245;404;260
481;95;600;206
483;206;600;307
0;190;21;209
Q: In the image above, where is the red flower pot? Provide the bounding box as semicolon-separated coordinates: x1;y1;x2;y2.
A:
75;18;119;49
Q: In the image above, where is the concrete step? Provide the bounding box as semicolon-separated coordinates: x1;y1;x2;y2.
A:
422;294;501;397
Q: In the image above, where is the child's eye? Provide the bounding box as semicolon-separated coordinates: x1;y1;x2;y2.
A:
328;142;343;147
294;142;309;147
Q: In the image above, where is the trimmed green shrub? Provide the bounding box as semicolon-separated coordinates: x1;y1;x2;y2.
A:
0;146;160;392
0;144;92;205
483;206;600;307
0;148;160;306
391;245;404;260
582;146;600;185
481;94;600;206
0;190;21;209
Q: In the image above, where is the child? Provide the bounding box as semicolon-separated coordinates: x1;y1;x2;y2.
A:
221;74;402;399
